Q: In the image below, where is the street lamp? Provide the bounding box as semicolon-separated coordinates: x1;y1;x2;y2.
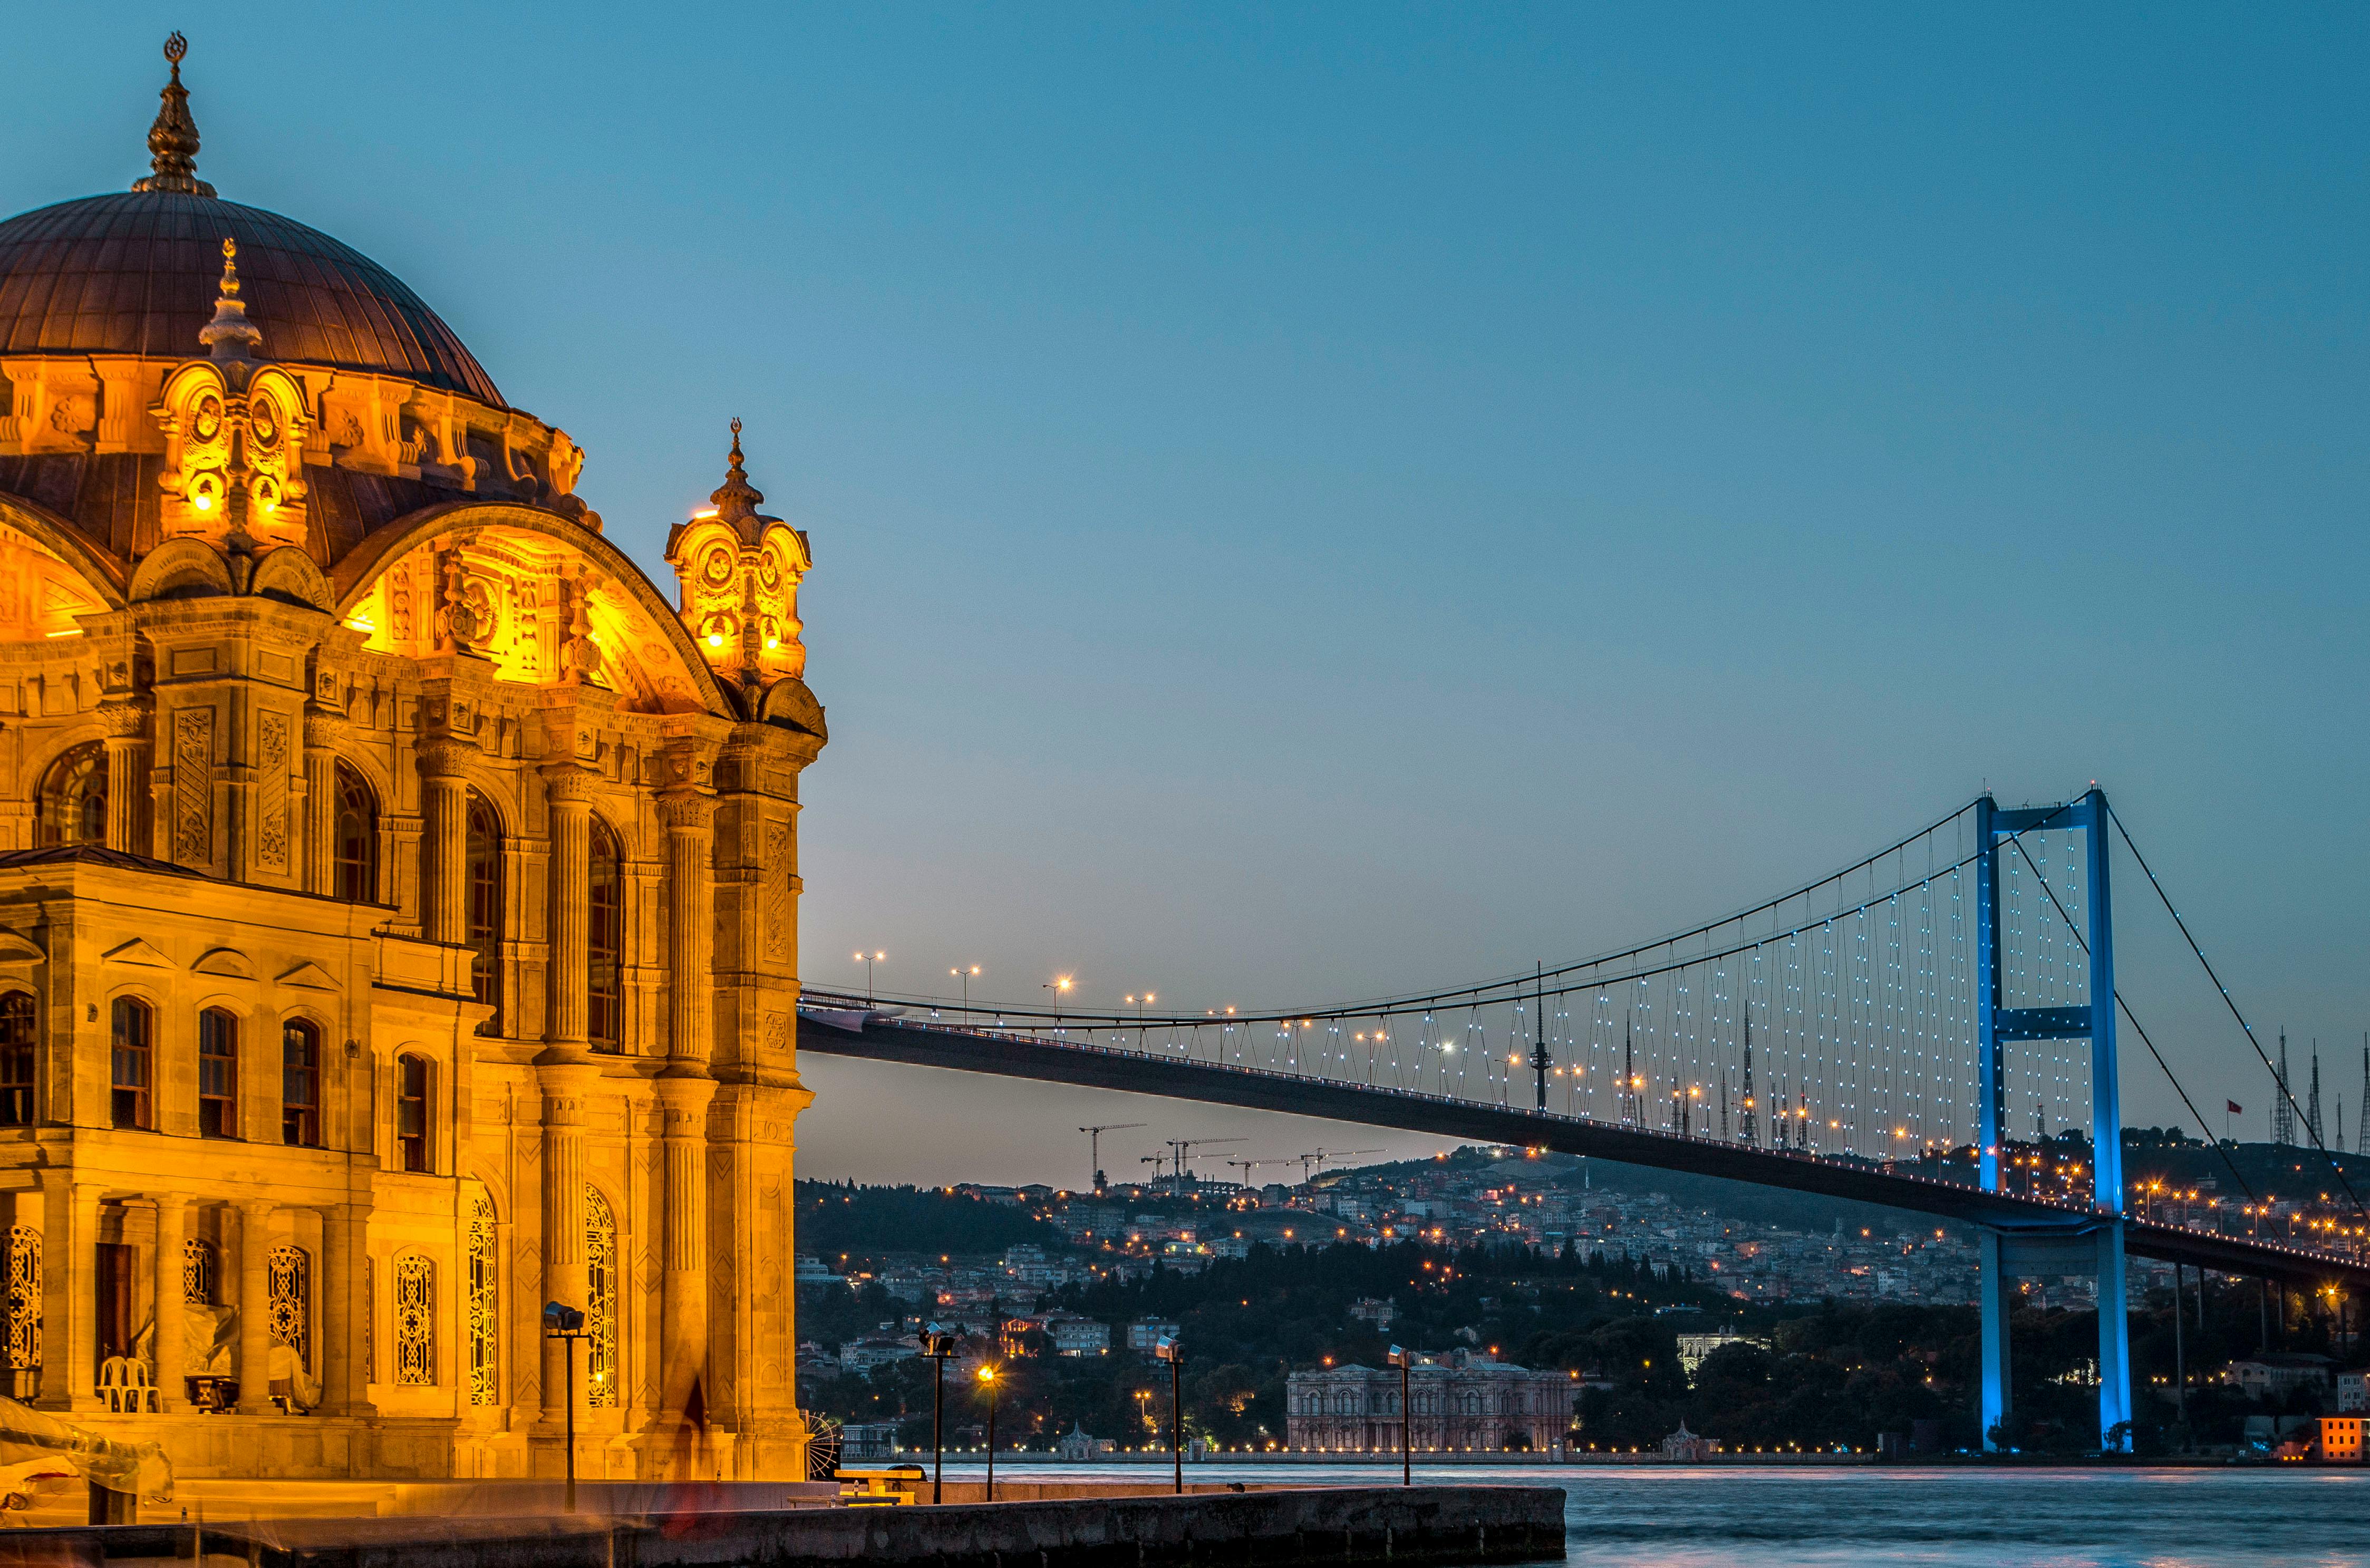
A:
1154;1336;1184;1495
1387;1345;1413;1486
951;965;981;1021
917;1323;957;1504
1045;975;1075;1006
855;950;886;1000
541;1301;591;1513
977;1364;1002;1502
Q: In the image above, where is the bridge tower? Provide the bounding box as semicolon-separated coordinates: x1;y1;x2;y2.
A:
1975;788;2130;1452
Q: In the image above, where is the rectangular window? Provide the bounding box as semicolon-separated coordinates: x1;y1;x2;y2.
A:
198;1009;237;1138
108;1000;149;1130
396;1054;429;1173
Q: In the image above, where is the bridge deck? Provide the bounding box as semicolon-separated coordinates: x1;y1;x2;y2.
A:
798;1006;2369;1291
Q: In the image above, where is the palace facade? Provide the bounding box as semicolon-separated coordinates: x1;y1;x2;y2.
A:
1285;1357;1573;1454
0;40;823;1481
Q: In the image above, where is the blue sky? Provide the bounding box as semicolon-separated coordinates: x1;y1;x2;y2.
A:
6;6;2362;1183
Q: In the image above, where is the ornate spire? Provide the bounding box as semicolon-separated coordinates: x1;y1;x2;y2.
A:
709;417;766;537
131;34;216;198
198;238;262;360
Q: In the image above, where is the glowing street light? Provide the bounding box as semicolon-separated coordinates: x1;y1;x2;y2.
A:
951;965;981;1021
976;1364;1003;1501
854;950;886;1000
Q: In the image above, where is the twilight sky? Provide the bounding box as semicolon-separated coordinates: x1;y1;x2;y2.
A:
5;7;2362;1188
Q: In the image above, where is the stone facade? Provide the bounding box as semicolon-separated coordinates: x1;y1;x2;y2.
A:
1284;1359;1572;1454
0;45;825;1484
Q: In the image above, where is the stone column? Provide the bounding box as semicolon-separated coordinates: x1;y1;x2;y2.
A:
655;786;717;1448
236;1199;275;1415
418;738;474;947
319;1202;367;1417
36;1172;99;1412
543;765;594;1051
151;1195;186;1412
536;1060;599;1428
94;699;150;854
302;708;342;896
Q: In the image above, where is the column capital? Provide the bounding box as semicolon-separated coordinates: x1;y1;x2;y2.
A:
417;735;478;780
302;703;345;753
236;1196;277;1221
539;761;598;805
93;696;152;741
658;789;718;831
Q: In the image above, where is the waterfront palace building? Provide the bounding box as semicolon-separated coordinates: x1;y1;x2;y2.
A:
1286;1357;1574;1455
0;43;825;1480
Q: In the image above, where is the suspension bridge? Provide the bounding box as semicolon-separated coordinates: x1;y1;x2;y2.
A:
798;789;2368;1452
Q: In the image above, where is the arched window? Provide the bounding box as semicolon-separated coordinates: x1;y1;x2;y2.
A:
182;1239;218;1305
267;1244;309;1368
464;792;502;1035
34;743;105;847
197;1007;238;1138
393;1253;434;1386
5;1224;39;1399
282;1019;320;1147
584;1185;618;1408
109;998;150;1130
0;992;33;1127
395;1053;430;1173
586;819;622;1048
332;763;378;903
467;1192;498;1407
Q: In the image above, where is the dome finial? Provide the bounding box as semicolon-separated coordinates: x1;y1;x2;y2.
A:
709;417;766;538
198;237;263;360
130;33;217;198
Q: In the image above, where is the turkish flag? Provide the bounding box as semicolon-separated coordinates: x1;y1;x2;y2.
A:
2228;1101;2243;1115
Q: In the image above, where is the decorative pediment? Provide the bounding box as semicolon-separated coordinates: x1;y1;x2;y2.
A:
275;960;340;992
191;946;255;979
0;926;43;963
103;937;173;968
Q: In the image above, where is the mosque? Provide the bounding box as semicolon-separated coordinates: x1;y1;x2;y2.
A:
0;38;823;1482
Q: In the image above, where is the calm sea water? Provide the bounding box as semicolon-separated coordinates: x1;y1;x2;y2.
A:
936;1461;2370;1567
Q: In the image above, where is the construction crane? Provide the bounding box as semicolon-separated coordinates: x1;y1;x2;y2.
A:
1168;1137;1245;1195
1294;1148;1383;1185
1225;1157;1293;1191
1078;1123;1147;1193
1138;1151;1171;1186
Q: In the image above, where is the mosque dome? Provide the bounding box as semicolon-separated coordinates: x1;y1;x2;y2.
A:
0;192;502;407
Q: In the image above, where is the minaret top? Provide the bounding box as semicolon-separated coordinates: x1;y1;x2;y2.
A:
198;238;263;360
131;34;217;198
708;417;767;538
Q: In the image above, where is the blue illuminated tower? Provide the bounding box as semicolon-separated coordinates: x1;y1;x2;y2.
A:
1975;788;2129;1453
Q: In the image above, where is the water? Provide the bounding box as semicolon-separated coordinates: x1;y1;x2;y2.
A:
935;1461;2370;1566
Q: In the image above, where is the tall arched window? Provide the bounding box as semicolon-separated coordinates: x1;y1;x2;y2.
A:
34;743;106;847
464;792;502;1035
109;998;150;1130
584;1185;618;1408
467;1192;498;1407
333;763;379;903
587;819;622;1048
393;1253;434;1386
0;992;34;1127
282;1020;320;1147
395;1053;430;1173
197;1007;238;1138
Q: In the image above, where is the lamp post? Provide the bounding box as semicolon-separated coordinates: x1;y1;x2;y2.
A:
1154;1337;1184;1494
1387;1345;1411;1486
977;1364;1001;1502
917;1323;956;1503
541;1302;590;1513
951;965;980;1021
855;950;886;1000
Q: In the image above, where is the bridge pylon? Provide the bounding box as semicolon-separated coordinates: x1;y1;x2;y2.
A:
1974;788;2130;1453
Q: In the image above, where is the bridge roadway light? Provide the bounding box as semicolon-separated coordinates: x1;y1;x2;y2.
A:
952;965;981;1020
854;950;886;1000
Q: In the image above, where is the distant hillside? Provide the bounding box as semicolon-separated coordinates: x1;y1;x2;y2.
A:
796;1180;1067;1263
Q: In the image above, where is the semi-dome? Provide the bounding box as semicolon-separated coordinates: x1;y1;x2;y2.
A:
0;191;502;406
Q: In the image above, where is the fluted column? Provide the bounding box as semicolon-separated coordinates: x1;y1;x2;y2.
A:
303;708;341;895
543;765;594;1051
320;1202;365;1417
661;789;717;1063
151;1195;186;1412
95;699;150;854
418;739;473;946
536;1061;598;1428
654;1076;714;1440
236;1199;275;1415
